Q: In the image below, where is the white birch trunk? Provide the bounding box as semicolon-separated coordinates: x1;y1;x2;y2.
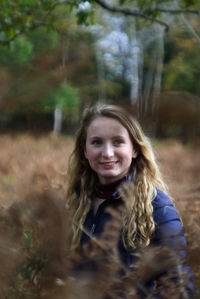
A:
130;21;140;105
53;107;63;134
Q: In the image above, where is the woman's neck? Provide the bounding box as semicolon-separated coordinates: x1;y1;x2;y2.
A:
94;177;125;199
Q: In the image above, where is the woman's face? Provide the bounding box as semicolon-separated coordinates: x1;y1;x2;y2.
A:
84;116;137;184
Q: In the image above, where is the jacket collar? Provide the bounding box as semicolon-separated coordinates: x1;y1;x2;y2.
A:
110;172;134;200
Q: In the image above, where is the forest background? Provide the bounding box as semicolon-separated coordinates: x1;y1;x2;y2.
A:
0;0;200;141
0;1;200;298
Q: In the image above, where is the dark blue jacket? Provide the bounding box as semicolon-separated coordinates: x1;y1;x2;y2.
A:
80;187;193;297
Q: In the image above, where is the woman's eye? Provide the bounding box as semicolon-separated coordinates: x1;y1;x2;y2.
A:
114;139;124;145
91;140;102;145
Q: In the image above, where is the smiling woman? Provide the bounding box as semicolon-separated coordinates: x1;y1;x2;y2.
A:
84;116;137;184
66;103;193;297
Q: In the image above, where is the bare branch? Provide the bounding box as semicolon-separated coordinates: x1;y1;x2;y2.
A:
147;8;200;15
94;0;169;30
94;0;200;30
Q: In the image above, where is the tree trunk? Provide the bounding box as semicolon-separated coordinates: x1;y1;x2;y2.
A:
96;48;106;102
53;107;63;134
130;20;141;106
152;25;164;118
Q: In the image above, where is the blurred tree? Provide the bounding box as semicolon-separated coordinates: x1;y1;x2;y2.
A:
42;82;80;133
0;29;61;115
0;36;34;67
0;0;200;45
87;1;200;118
163;26;200;94
0;0;200;136
42;82;80;116
0;9;99;132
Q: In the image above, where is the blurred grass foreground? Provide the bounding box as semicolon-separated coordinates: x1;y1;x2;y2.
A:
0;133;200;298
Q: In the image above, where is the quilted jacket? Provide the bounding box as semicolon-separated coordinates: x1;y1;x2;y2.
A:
80;186;194;297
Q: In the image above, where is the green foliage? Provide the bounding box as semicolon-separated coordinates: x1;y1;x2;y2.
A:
0;36;33;67
0;0;200;45
182;0;200;8
76;9;96;26
10;36;34;66
27;28;60;54
42;82;80;114
0;0;57;43
163;28;200;94
0;27;59;70
0;16;99;124
0;0;199;130
119;0;130;4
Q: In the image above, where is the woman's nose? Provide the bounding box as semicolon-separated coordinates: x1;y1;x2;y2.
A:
102;143;114;158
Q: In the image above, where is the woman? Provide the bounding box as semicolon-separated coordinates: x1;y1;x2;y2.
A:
66;104;192;297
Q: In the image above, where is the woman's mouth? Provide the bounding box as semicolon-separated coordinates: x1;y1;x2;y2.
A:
100;161;118;168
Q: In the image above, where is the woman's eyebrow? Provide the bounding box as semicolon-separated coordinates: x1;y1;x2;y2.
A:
110;135;125;140
88;135;125;141
88;136;102;140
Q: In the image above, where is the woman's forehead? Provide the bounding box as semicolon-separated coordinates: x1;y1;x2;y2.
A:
89;116;125;128
86;116;130;138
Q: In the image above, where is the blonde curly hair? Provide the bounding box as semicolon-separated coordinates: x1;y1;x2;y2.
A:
66;104;167;250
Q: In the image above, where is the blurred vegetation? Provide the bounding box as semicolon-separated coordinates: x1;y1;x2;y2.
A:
0;14;97;133
163;24;200;95
0;0;199;44
0;1;199;141
0;134;200;298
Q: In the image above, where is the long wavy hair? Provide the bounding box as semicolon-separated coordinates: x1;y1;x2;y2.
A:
66;104;167;250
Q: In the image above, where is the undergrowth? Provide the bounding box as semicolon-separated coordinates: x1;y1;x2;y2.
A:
0;134;199;298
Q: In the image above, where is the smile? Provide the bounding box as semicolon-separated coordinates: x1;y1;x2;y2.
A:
100;161;118;165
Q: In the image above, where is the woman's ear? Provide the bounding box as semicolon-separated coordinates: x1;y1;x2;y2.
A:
132;149;138;159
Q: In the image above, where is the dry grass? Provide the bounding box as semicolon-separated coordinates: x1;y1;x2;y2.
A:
0;133;73;207
0;133;199;298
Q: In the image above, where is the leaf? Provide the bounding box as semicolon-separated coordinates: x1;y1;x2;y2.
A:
119;0;129;5
24;228;33;249
76;10;90;25
7;27;15;39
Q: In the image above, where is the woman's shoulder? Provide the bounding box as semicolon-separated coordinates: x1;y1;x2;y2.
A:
152;189;181;225
152;189;173;209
